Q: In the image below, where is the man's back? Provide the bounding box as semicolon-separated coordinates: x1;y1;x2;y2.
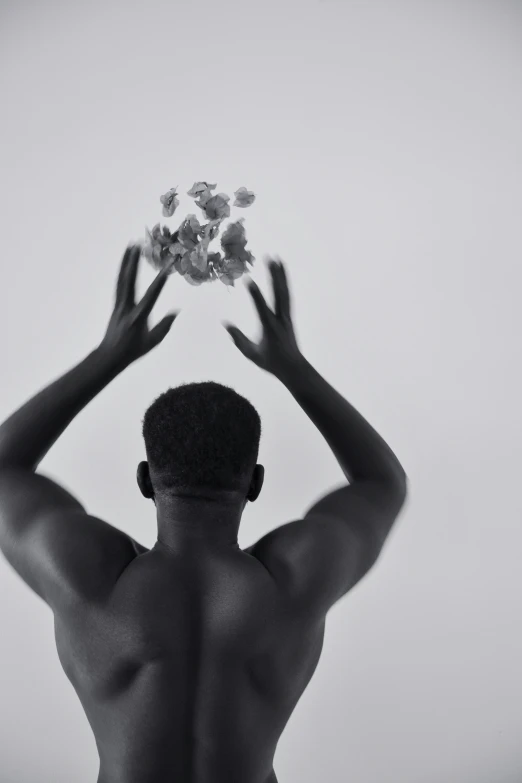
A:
54;544;326;783
5;258;407;783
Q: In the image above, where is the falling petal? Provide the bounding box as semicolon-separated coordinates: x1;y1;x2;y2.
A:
142;181;258;286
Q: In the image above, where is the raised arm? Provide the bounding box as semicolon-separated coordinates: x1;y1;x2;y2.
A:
225;258;407;616
280;354;406;487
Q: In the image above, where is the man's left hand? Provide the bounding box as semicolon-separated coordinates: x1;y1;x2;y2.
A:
98;244;180;367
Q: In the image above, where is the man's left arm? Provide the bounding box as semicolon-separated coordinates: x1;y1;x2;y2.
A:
0;348;124;473
0;349;145;606
0;245;178;607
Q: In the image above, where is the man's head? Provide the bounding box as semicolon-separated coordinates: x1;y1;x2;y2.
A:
137;381;264;517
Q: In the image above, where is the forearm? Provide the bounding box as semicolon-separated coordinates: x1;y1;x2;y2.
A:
0;347;124;471
277;355;406;485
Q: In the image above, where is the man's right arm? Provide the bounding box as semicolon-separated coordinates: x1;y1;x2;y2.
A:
277;355;407;487
248;355;407;616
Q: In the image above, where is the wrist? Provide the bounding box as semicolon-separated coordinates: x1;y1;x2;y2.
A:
274;353;310;386
92;344;132;375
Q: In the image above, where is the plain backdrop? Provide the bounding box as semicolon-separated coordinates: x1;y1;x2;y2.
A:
0;1;521;781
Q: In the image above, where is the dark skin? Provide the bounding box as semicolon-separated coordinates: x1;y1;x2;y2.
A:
0;245;324;783
136;461;265;552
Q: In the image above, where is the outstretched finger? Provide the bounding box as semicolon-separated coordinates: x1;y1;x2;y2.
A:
268;259;287;320
224;323;259;362
116;245;140;310
146;311;180;349
136;259;174;320
246;279;273;326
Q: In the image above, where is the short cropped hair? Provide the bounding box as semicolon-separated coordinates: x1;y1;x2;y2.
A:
141;381;261;496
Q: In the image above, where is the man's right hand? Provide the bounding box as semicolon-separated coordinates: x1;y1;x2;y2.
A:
222;257;305;380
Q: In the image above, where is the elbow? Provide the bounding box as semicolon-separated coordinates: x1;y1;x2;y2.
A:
393;462;408;493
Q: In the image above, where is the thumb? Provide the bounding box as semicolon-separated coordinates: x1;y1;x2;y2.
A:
148;312;179;347
222;322;258;361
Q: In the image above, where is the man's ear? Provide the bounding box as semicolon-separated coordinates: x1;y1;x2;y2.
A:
137;461;155;501
247;464;264;502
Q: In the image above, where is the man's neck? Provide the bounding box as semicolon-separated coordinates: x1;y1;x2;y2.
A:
153;494;244;552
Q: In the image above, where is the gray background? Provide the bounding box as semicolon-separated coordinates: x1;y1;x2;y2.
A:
1;1;521;781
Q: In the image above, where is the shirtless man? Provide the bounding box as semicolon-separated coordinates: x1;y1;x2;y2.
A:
0;245;408;783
